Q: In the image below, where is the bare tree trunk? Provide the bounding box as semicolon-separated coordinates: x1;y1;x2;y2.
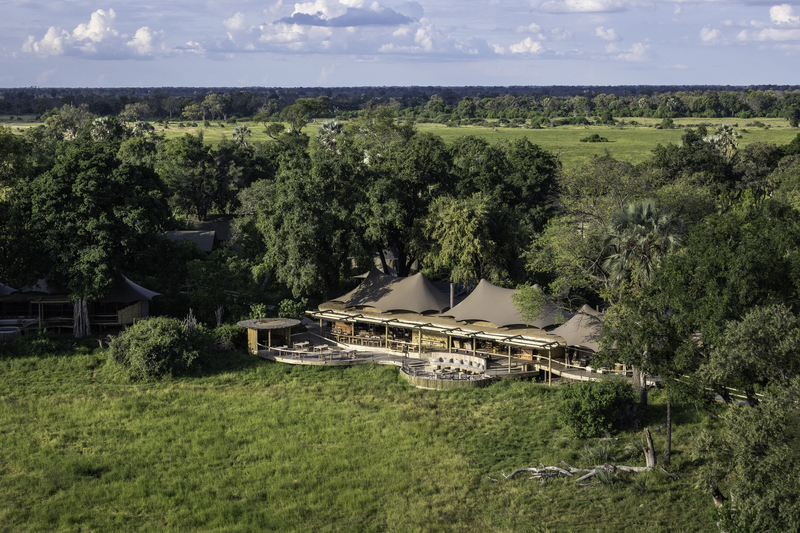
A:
378;248;390;275
72;298;91;338
632;366;648;406
665;394;672;467
260;266;275;292
643;427;656;469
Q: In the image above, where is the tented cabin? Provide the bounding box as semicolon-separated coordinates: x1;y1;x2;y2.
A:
0;277;160;333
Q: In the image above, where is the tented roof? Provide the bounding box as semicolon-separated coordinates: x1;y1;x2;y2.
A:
579;304;603;317
0;283;17;297
99;277;161;304
550;313;604;352
323;270;450;314
371;272;451;314
441;279;572;329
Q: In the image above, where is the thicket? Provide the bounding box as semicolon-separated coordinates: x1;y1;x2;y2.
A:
108;316;216;379
557;377;638;438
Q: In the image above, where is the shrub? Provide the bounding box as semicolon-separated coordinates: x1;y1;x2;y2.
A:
0;328;70;358
580;134;609;143
109;316;215;379
214;323;246;351
557;376;637;438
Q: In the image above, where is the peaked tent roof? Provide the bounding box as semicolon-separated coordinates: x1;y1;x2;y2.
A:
0;283;18;297
442;279;572;329
550;313;603;352
579;304;603;317
370;272;451;314
330;269;401;308
99;277;161;304
323;270;450;314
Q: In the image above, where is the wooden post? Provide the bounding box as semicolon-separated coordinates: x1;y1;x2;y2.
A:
268;329;271;348
247;328;258;354
385;325;389;348
508;345;511;374
418;329;422;356
447;335;452;353
548;351;552;386
472;339;476;357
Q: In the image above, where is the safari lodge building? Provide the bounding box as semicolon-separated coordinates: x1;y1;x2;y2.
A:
303;270;605;376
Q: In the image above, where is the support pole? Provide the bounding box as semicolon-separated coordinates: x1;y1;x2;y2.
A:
447;335;452;353
418;328;422;356
548;352;552;386
268;329;271;349
508;345;512;374
385;325;389;348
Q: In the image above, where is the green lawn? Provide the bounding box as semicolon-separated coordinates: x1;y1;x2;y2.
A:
0;345;720;532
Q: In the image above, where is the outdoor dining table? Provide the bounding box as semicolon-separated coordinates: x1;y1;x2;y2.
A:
294;341;310;350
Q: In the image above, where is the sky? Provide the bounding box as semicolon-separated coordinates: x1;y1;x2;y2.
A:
1;0;799;87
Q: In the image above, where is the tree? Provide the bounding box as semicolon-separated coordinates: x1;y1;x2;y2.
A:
692;379;800;531
783;105;800;128
91;116;127;142
282;98;328;134
1;141;170;337
315;120;344;152
256;142;365;299
232;125;251;147
423;193;522;288
602;199;682;290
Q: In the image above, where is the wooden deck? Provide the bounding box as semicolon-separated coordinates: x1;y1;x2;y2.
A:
254;326;658;389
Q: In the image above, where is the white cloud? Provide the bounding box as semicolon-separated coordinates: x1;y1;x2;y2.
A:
493;44;506;54
605;42;620;53
538;0;629;14
595;26;619;41
72;9;118;46
770;4;800;25
700;27;721;42
509;37;544;54
224;13;247;32
550;28;572;40
753;27;800;40
616;42;649;61
127;27;162;56
21;9;166;59
22;27;69;57
516;23;542;33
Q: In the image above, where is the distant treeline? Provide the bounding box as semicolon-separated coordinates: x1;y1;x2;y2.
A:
3;85;800;125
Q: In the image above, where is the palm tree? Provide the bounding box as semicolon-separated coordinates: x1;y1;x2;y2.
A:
602;199;682;289
232;125;251;147
315;120;344;152
704;125;740;160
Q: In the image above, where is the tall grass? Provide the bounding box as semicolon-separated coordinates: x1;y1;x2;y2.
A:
0;346;718;532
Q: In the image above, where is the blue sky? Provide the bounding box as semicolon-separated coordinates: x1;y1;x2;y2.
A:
2;0;799;87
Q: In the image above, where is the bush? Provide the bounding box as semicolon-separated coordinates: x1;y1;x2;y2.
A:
109;316;215;379
214;323;246;351
580;134;609;143
0;328;70;358
557;376;637;438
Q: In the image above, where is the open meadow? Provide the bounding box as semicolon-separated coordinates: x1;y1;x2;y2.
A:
0;343;721;532
4;115;798;168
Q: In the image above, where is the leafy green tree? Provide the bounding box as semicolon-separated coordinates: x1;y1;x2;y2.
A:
282;98;328;134
692;379;800;531
91;116;127;142
705;304;800;405
358;132;451;277
557;377;637;438
256;142;365;299
1;141;170;336
424;193;522;287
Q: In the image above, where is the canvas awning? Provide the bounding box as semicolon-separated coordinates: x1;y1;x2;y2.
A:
441;279;572;329
550;313;604;353
98;277;161;304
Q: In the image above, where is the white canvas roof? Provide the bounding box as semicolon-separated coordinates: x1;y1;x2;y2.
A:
550;313;604;352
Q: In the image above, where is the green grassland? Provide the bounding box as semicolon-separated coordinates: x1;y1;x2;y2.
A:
6;115;798;169
0;345;720;532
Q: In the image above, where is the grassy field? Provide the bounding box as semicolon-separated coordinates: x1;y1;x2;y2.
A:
5;115;798;169
0;343;721;532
